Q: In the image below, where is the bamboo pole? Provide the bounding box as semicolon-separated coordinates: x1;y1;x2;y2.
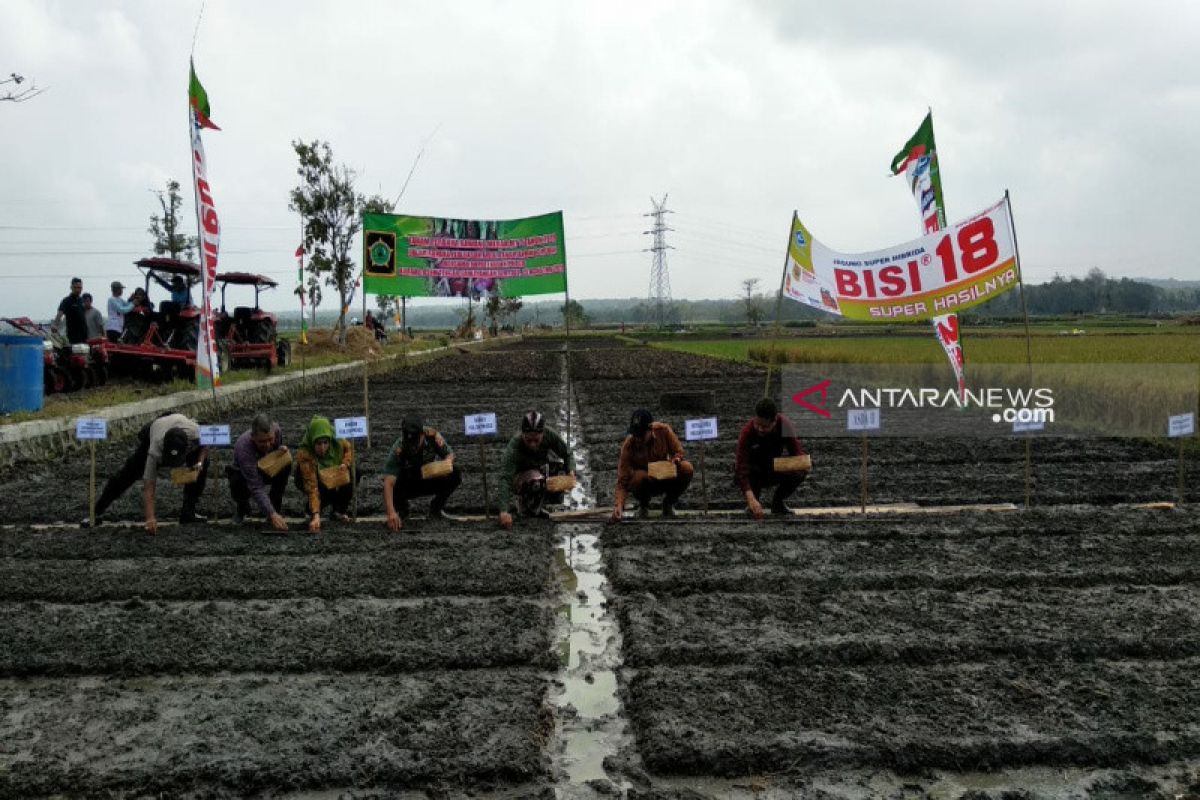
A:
1006;190;1035;508
762;212;796;400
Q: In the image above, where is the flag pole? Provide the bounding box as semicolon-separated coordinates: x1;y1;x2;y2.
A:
763;212;796;399
361;266;370;450
1006;189;1035;508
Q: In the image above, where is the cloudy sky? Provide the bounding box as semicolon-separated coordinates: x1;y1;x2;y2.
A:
1;0;1196;317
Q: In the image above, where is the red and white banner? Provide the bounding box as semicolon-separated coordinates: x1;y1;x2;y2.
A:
189;105;221;388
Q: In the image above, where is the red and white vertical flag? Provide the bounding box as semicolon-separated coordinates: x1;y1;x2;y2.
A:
890;111;966;397
188;58;222;389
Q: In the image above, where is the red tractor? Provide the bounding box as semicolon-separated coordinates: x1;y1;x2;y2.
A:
215;272;291;369
105;257;224;380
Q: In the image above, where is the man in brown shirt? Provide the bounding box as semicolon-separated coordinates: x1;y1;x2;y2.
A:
609;409;694;521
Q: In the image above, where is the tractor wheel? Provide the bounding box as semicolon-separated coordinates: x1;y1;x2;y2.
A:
66;366;85;393
94;363;108;386
83;366;96;389
276;339;292;367
251;320;275;344
44;366;68;395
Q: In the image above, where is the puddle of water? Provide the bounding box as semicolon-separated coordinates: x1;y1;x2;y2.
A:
549;351;638;798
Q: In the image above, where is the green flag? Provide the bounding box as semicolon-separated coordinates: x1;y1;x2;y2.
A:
188;58;220;130
890;111;935;176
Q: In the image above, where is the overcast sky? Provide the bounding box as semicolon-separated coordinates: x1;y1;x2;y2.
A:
1;0;1197;317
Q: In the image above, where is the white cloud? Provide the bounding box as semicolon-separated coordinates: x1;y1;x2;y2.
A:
0;0;1196;317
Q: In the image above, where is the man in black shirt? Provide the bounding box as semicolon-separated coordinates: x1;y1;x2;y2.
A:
52;277;87;344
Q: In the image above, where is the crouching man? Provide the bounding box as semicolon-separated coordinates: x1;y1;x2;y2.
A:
498;410;576;529
383;416;460;531
227;412;290;531
736;398;808;519
87;412;208;533
609;409;693;522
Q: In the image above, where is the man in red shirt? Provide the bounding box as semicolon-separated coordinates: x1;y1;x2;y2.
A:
609;409;694;521
735;398;807;518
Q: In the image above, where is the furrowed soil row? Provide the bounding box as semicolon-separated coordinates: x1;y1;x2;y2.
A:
0;597;555;677
0;526;552;560
0;670;547;798
0;547;551;602
626;660;1200;774
616;585;1200;667
606;529;1200;595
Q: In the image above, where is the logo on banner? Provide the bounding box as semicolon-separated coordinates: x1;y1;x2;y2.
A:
365;231;396;277
791;379;832;418
794;230;807;247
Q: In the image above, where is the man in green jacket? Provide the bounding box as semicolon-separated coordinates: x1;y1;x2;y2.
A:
383;415;459;531
498;410;576;529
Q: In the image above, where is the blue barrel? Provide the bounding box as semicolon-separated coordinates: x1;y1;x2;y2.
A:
0;335;44;413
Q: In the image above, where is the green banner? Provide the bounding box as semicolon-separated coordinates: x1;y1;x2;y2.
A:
363;211;567;298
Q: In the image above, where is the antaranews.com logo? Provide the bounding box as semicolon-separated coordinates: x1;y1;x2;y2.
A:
790;378;1055;424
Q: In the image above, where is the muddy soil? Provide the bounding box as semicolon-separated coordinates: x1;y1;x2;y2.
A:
0;671;548;798
603;510;1200;594
625;659;1200;773
596;505;1200;798
567;348;1182;508
0;348;573;797
3;338;1198;798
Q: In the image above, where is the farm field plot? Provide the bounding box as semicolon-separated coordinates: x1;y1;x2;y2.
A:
599;509;1200;798
1;336;1198;798
568;346;1181;509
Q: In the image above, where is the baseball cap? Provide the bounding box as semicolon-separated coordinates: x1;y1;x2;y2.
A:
162;427;191;467
401;415;424;441
111;281;124;291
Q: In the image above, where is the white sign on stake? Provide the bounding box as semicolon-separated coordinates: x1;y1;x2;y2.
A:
1169;412;1196;438
199;424;231;447
685;417;719;441
847;408;881;432
1012;417;1046;434
75;418;108;440
464;412;498;437
335;417;369;439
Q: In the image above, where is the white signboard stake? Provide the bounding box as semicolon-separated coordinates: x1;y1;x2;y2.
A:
335;418;369;520
685;418;719;515
1170;412;1196;505
464;413;499;516
76;418;108;528
847;409;880;513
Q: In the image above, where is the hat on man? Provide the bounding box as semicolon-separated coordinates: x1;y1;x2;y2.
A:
111;281;124;291
162;427;191;467
628;409;654;436
401;415;424;441
521;410;545;433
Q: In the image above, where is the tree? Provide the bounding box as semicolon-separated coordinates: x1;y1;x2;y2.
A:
561;299;589;328
289;140;380;345
742;278;765;326
485;295;524;335
1;73;45;103
375;294;399;326
148;180;198;261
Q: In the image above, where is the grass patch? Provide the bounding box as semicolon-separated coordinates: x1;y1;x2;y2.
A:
659;331;1200;365
0;332;452;427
